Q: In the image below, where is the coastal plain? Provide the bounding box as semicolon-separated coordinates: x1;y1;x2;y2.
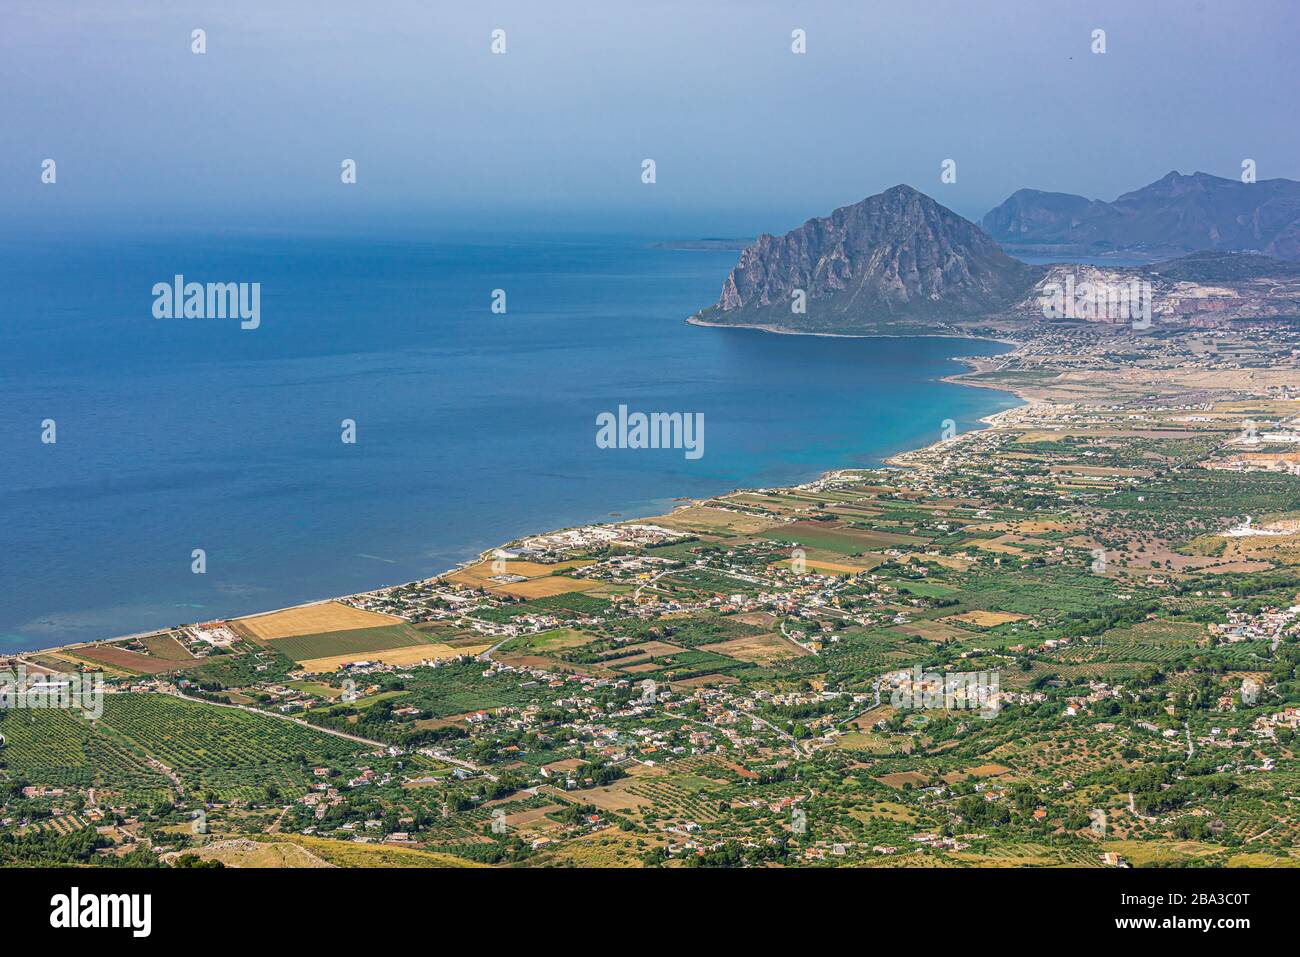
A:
6;324;1300;869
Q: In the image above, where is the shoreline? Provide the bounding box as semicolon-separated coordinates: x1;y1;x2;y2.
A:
13;337;1033;661
889;354;1037;465
686;314;1018;347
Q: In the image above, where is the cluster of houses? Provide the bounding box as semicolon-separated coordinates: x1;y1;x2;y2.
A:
909;832;972;851
517;523;685;557
1209;603;1300;644
182;622;238;650
1253;707;1300;738
1061;681;1125;717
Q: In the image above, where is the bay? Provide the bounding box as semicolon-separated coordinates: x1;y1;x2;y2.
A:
0;230;1017;650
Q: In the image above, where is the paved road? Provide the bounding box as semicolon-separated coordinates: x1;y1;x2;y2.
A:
779;618;819;656
633;567;676;600
167;687;498;780
167;688;392;749
167;686;392;748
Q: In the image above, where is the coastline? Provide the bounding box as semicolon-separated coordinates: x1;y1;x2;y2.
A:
889;353;1037;465
16;338;1031;661
686;313;1017;346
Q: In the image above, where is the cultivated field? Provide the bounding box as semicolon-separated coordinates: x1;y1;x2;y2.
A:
494;576;605;599
297;641;477;674
139;633;198;661
446;559;594;589
943;610;1031;628
701;632;808;664
65;644;180;675
266;623;429;662
237;602;405;641
650;505;781;536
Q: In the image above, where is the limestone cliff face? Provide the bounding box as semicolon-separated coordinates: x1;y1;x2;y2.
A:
694;185;1043;334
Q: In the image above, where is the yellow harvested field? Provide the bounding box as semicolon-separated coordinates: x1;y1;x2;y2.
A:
945;610;1030;627
495;576;604;599
446;559;593;588
500;560;593;576
647;505;779;535
965;536;1026;555
297;641;485;674
237;602;404;641
702;632;808;664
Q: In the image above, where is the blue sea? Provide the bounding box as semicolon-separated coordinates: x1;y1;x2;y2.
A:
0;229;1018;651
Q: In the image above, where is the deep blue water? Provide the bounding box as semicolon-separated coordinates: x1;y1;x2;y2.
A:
0;230;1017;651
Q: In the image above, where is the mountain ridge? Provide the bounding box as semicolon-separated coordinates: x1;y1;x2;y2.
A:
982;171;1300;261
689;182;1300;337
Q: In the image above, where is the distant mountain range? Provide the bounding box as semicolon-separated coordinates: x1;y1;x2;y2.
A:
690;178;1300;336
982;171;1300;261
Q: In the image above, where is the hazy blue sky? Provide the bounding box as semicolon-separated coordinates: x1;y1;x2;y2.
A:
3;0;1297;236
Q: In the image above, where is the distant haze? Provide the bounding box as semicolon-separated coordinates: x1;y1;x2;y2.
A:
2;0;1297;237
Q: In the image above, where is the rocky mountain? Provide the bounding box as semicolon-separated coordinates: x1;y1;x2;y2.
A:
983;171;1300;261
689;185;1044;335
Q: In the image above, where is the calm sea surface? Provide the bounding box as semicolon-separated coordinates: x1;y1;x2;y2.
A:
0;230;1017;651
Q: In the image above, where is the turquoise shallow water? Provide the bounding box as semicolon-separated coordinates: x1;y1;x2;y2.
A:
0;230;1017;650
